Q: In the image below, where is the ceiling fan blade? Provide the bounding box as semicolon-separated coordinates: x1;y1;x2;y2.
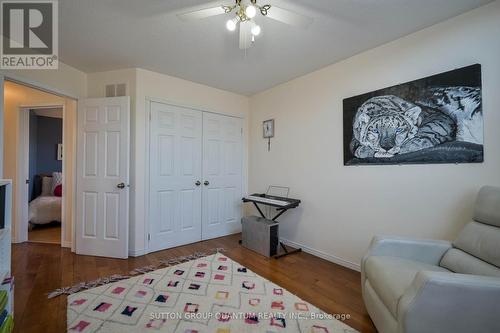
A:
177;6;226;21
266;6;313;29
239;21;252;50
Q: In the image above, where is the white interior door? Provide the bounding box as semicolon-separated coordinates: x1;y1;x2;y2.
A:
202;112;243;240
149;102;202;252
76;97;130;258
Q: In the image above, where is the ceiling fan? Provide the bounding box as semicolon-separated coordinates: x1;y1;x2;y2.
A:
177;0;313;49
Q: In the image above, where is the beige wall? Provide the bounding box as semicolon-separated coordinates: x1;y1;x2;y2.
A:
3;81;77;247
249;1;500;270
87;68;250;255
0;62;87;98
86;68;136;99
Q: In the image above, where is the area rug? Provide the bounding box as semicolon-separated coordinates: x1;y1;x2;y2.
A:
67;253;357;333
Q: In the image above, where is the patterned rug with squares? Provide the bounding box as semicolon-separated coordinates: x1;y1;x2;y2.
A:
67;253;357;333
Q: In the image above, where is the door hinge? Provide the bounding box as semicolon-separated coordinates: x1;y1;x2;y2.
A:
148;233;151;242
149;112;152;121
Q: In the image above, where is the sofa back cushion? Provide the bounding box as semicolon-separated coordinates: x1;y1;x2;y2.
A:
474;186;500;227
440;248;500;277
454;221;500;267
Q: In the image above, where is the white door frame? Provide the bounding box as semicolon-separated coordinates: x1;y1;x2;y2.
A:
1;74;78;249
144;97;247;255
16;104;67;245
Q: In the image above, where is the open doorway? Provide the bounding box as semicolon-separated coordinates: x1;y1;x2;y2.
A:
3;80;77;248
27;107;64;244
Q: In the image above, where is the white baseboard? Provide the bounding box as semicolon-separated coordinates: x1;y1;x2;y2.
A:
280;238;361;272
129;248;146;257
11;237;22;244
61;241;72;248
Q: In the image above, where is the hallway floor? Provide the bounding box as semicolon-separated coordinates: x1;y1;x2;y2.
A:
28;222;61;244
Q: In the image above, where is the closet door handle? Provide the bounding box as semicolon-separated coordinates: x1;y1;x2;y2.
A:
195;181;201;186
117;182;126;189
204;181;210;186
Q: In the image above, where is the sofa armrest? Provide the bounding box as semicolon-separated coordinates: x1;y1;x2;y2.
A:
398;271;500;333
363;236;452;268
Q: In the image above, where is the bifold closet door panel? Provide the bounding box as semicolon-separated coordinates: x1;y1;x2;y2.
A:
202;112;243;240
149;102;203;252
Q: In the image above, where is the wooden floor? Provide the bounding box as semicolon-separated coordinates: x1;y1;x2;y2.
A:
11;234;376;333
28;222;61;244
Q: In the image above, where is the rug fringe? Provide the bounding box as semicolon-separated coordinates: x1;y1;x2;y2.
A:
48;248;224;299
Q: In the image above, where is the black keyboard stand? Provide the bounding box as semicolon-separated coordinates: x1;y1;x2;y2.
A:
241;194;302;259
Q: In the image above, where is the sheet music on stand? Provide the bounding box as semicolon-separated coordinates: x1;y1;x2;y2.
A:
265;186;290;218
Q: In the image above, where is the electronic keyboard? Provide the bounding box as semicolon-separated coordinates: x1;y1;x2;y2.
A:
242;193;301;209
245;195;289;206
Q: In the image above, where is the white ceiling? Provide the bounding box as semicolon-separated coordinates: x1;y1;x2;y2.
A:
59;0;492;95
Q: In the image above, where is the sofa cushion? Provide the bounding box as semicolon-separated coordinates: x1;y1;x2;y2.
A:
453;221;500;268
364;256;449;317
440;248;500;277
474;186;500;227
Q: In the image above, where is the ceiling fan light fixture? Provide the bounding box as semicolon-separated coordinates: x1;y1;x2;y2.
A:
251;24;261;36
245;5;257;19
176;0;310;50
226;18;237;31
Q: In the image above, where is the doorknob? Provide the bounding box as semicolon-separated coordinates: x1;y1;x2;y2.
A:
195;181;201;186
204;181;210;186
117;182;126;189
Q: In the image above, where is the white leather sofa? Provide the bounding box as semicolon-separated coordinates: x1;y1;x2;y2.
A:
361;186;500;333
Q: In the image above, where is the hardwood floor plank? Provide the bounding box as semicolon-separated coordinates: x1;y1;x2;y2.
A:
28;223;62;244
11;234;376;333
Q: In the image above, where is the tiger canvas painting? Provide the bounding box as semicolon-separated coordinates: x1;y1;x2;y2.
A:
343;64;483;165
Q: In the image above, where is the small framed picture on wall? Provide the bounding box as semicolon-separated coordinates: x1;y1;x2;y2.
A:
263;119;275;138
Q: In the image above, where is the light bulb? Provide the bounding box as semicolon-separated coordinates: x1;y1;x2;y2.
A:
245;5;257;19
226;19;237;31
251;24;261;36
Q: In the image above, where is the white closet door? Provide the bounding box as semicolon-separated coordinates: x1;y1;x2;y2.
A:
76;97;130;259
149;102;203;252
202;112;243;240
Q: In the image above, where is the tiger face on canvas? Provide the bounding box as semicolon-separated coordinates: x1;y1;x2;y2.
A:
351;95;455;159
